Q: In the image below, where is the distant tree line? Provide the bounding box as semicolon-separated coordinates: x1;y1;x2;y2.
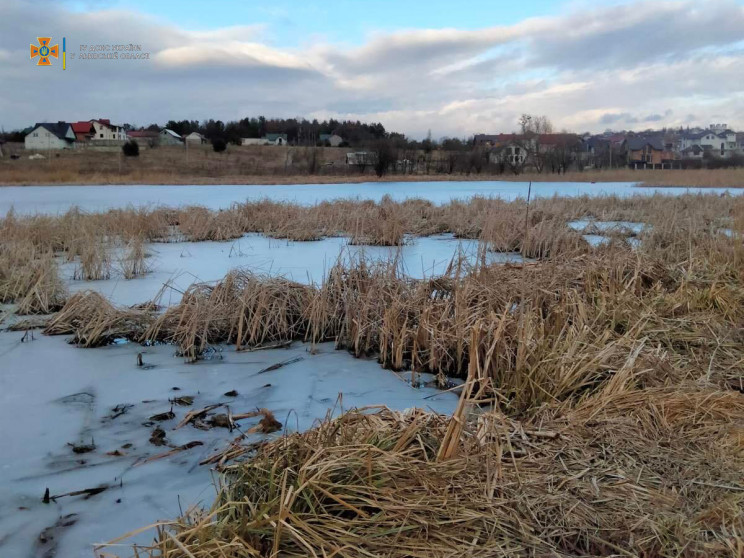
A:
151;117;391;148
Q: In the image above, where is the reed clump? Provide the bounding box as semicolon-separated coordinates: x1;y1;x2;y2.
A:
41;224;744;412
0;241;67;314
176;206;244;241
126;381;744;557
45;291;154;347
144;270;314;360
118;236;150;279
73;235;112;280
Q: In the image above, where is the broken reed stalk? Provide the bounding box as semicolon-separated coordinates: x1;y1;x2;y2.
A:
521;180;532;258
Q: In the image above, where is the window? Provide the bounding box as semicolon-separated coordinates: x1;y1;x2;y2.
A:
33;132;38;137
100;134;104;138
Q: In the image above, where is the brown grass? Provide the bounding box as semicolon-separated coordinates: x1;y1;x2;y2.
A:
44;291;154;347
3;189;740;556
144;271;314;361
3;144;744;186
116;384;744;557
0;240;67;314
118;236;150;279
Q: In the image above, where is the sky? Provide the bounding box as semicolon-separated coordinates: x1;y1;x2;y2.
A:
1;0;743;138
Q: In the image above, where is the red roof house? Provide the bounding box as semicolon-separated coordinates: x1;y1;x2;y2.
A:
71;121;95;142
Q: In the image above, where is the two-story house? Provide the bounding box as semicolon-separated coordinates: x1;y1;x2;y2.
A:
677;124;738;159
90;119;127;141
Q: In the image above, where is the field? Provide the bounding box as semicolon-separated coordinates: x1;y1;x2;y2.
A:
1;190;743;557
3;142;744;187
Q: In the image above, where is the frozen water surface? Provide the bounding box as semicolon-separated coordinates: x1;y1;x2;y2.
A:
0;332;457;557
567;220;646;235
2;180;742;215
1;181;738;556
61;233;523;306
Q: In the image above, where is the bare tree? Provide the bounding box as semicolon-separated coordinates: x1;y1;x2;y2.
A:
519;114;554;173
373;138;397;177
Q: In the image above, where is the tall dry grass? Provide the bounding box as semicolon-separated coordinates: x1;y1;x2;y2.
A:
0;240;67;314
117;385;744;557
4;143;744;186
43;214;744;414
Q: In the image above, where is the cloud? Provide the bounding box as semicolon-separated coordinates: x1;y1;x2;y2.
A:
0;0;743;137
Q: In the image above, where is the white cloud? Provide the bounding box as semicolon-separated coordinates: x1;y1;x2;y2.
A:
1;0;743;136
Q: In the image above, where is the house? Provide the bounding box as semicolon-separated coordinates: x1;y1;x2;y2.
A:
241;138;266;146
184;132;207;145
488;137;528;168
25;122;76;150
127;130;160;147
346;152;377;166
680;144;706;159
71;121;95;142
473;134;505;147
242;134;289;146
90;119;127;141
264;133;287;146
677;124;738;158
159;128;183;145
319;133;344;147
625;135;674;168
485;133;583;171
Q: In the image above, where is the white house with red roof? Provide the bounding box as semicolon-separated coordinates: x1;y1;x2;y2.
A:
90;118;127;141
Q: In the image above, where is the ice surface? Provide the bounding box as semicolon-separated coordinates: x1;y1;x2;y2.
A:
60;233;524;306
0;332;458;557
567;220;646;234
3;181;741;215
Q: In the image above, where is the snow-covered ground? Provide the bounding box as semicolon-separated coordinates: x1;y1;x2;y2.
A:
0;332;458;558
60;233;523;307
3;181;741;215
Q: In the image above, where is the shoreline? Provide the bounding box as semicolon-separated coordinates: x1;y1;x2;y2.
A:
2;171;744;188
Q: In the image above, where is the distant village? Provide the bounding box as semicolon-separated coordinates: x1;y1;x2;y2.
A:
474;124;744;172
5;117;744;174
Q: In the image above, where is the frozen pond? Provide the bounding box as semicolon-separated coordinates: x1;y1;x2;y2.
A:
0;332;457;558
3;181;742;215
61;233;522;307
567;220;646;235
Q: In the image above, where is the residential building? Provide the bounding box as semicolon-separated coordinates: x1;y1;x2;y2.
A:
473;134;504;147
319;133;344;147
680;144;705;159
90;118;127;141
242;133;289;146
625;135;674;168
159;128;183;145
71;121;95;142
264;133;287;146
487;136;528;167
184;132;207;145
677;124;738;158
241;138;265;146
24;122;76;150
127;130;160;147
485;133;583;171
345;152;377;166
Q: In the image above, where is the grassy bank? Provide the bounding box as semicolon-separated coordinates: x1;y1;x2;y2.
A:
3;144;744;186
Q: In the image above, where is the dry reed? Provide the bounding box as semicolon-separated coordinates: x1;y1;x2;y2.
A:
116;380;744;557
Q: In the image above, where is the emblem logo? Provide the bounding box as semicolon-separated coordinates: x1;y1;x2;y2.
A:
30;37;59;66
